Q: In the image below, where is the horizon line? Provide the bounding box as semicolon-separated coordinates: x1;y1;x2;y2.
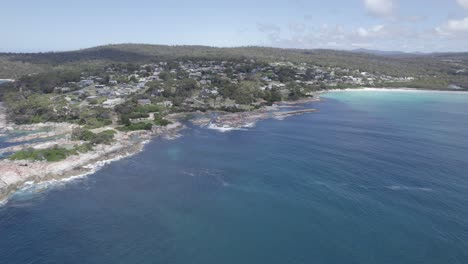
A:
1;43;468;55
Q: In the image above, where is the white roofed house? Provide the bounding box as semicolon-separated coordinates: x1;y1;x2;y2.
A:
158;101;173;108
137;82;146;89
102;98;125;108
210;87;219;96
54;87;71;93
137;99;152;106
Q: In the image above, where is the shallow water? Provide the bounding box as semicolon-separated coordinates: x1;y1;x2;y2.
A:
1;90;468;263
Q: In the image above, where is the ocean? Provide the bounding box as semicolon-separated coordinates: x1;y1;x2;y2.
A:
1;90;468;263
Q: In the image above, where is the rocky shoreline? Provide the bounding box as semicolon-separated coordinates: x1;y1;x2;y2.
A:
0;97;320;204
192;97;320;131
0;120;185;204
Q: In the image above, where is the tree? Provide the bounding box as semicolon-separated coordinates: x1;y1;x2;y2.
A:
269;88;282;102
158;71;173;81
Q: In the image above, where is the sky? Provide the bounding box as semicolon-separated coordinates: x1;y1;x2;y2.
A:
1;0;468;53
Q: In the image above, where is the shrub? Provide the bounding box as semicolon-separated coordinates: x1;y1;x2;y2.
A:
154;115;172;126
117;122;153;131
8;144;94;162
72;128;116;145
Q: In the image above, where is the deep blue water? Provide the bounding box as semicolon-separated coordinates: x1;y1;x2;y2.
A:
1;90;468;264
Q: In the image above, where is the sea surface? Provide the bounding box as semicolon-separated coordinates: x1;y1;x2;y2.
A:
1;90;468;264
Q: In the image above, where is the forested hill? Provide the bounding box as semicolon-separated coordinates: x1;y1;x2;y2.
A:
0;44;467;83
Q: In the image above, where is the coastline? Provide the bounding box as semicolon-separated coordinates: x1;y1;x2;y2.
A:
0;97;323;204
0;121;185;204
4;86;464;204
321;87;468;94
192;97;320;132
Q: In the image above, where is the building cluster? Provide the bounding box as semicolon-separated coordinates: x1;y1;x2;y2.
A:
52;60;415;110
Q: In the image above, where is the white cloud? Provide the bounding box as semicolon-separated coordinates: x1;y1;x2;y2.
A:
447;17;468;31
435;17;468;35
357;27;369;37
356;25;386;37
256;15;468;52
457;0;468;9
364;0;395;17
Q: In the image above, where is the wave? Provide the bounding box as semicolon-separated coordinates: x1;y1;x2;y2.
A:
207;123;247;132
386;185;433;192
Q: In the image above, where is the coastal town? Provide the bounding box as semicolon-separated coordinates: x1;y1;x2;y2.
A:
46;60;415;111
0;59;422;202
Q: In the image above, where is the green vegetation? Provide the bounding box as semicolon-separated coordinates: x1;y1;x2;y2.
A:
154;114;172;126
3;93;113;126
115;99;163;126
117;122;153;131
9;128;117;162
9;144;94;162
71;128;116;145
89;97;107;105
2;44;467;79
375;78;451;90
17;70;81;93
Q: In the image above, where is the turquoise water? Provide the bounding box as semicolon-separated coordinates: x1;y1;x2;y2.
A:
1;90;468;263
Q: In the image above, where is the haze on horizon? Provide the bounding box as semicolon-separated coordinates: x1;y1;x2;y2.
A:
2;0;468;53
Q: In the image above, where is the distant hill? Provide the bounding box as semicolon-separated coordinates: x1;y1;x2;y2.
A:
0;44;467;83
352;48;426;56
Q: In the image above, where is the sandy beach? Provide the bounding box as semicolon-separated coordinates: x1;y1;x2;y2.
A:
322;87;468;94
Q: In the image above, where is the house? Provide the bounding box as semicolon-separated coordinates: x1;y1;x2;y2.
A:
79;79;94;87
54;87;71;93
86;96;99;102
158;101;173;107
72;90;86;96
103;98;125;108
128;74;139;80
137;99;152;106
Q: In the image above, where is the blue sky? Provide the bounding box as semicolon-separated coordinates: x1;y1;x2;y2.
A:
1;0;468;52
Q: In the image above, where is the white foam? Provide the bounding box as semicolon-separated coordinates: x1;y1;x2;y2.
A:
182;171;196;177
243;122;256;128
207;123;247;132
386;185;432;192
11;154;130;200
1;140;154;206
206;120;258;132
